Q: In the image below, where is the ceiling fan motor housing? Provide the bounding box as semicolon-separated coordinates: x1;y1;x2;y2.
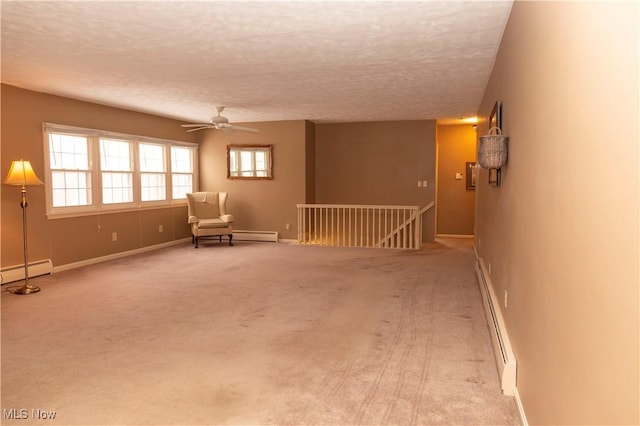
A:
210;115;228;124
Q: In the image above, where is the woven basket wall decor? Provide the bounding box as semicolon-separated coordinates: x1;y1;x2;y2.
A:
477;127;508;169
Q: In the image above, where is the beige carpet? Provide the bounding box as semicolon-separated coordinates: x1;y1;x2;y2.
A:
1;239;519;425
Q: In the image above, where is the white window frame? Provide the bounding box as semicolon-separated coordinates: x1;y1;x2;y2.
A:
100;137;135;206
48;130;93;209
227;144;273;179
171;145;195;200
138;142;168;204
43;123;198;218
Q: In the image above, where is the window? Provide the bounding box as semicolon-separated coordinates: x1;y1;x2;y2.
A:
139;143;166;202
227;145;272;179
100;138;133;204
171;146;194;199
43;123;198;217
49;133;92;207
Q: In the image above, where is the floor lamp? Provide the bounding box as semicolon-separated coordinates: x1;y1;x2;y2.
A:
3;159;44;295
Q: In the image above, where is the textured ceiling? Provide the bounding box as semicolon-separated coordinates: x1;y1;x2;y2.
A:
1;1;513;124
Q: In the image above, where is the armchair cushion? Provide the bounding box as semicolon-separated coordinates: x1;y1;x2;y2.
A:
188;215;234;226
197;218;230;229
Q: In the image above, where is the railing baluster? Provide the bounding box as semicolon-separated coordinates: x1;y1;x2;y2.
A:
341;208;345;247
359;208;363;247
396;209;401;249
353;207;357;247
325;207;329;245
395;209;398;249
377;208;380;248
410;209;414;248
402;209;406;249
319;207;322;245
322;207;326;245
326;207;330;245
337;207;340;247
416;209;419;248
366;208;369;248
332;208;335;246
298;206;302;243
359;208;361;247
304;206;308;244
403;209;406;249
308;207;312;244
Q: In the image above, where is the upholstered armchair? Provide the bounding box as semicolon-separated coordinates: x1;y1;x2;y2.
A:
186;192;234;248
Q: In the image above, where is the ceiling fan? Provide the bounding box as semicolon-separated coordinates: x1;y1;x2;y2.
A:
181;107;259;133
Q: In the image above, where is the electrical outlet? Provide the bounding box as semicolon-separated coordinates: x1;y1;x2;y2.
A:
422;180;428;188
285;223;291;230
417;181;422;188
111;232;118;242
158;225;163;233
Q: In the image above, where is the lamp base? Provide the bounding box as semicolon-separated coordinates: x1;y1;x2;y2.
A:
7;283;40;295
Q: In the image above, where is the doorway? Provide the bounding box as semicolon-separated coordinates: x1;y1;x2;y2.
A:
435;124;477;237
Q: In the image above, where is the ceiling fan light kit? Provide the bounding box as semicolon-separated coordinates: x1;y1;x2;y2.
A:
181;107;259;133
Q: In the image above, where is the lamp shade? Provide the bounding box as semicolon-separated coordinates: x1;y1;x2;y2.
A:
3;160;43;186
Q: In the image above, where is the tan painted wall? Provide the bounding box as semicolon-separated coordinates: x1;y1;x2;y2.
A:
475;2;639;424
436;124;476;236
315;121;436;242
199;120;310;240
305;120;316;204
1;85;199;268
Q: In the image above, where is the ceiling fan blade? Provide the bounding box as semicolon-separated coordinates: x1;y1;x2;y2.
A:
227;124;259;133
181;123;211;128
186;126;211;132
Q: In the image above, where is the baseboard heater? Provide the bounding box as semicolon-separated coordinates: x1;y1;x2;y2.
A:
474;257;517;396
232;230;279;242
1;259;54;284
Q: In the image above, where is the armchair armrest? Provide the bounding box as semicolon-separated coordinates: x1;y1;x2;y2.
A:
220;214;234;223
188;215;199;224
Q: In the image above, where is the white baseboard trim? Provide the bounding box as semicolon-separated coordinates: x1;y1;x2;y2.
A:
53;238;191;273
514;387;529;426
473;247;517;396
1;259;54;284
436;233;474;239
474;244;526;425
232;230;279;242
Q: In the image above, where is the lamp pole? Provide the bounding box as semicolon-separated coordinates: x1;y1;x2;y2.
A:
13;183;40;294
